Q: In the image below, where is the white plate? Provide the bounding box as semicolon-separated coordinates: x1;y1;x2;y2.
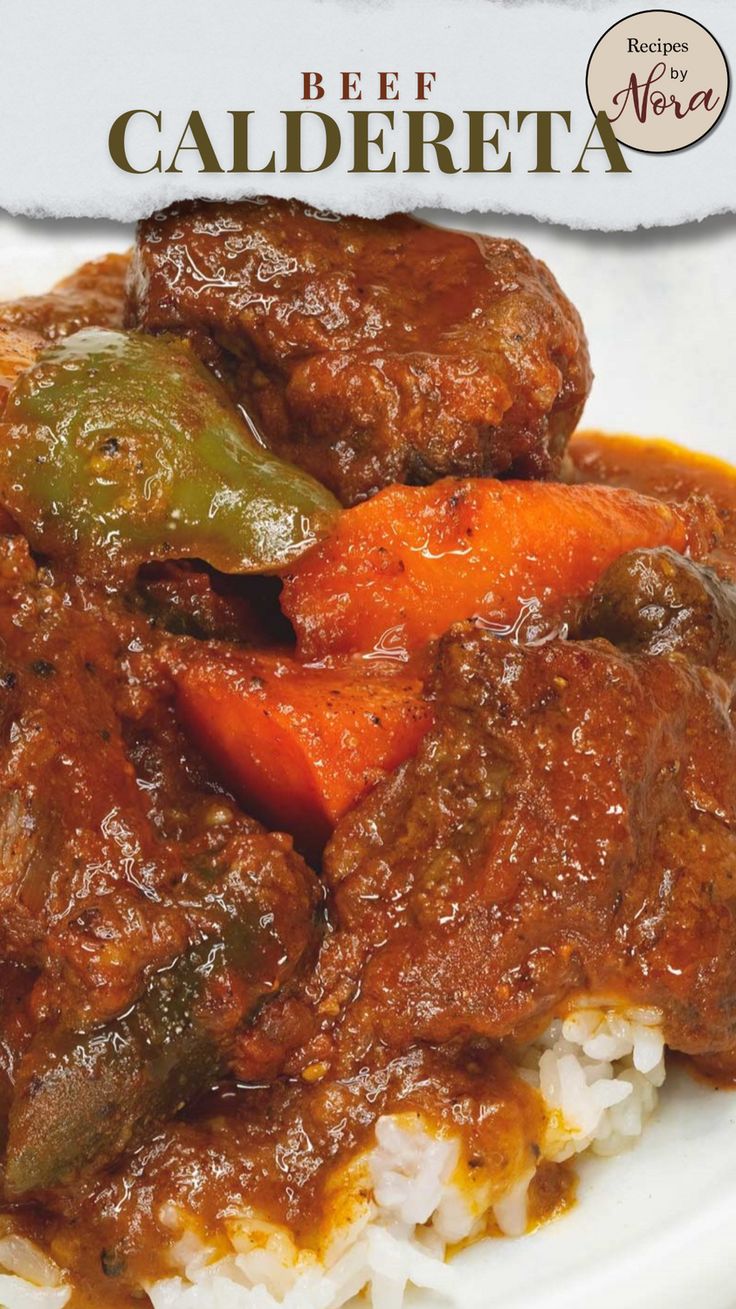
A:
1;210;735;1309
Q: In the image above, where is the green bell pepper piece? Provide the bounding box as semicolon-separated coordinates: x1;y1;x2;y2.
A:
0;328;339;581
4;908;261;1194
4;946;220;1194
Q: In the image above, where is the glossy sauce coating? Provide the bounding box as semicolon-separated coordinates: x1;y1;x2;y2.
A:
0;253;733;1308
130;201;592;504
0;426;730;1308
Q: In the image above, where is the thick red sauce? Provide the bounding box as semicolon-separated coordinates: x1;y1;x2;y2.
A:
0;256;733;1306
0;427;725;1308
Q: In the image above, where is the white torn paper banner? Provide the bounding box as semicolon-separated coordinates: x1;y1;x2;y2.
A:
0;0;734;228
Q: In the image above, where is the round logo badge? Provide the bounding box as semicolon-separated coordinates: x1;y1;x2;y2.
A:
587;9;730;153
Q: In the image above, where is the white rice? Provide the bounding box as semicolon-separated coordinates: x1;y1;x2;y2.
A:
0;1234;70;1309
519;1000;665;1161
0;1002;667;1309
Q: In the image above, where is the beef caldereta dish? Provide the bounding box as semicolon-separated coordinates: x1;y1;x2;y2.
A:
0;200;733;1309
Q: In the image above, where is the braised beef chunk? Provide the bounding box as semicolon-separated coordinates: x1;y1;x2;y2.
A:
0;324;43;410
0;253;129;343
128;200;592;504
0;537;159;975
321;625;736;1059
0;254;130;414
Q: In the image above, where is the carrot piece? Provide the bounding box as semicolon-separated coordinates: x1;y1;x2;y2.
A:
281;478;718;659
172;651;433;856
